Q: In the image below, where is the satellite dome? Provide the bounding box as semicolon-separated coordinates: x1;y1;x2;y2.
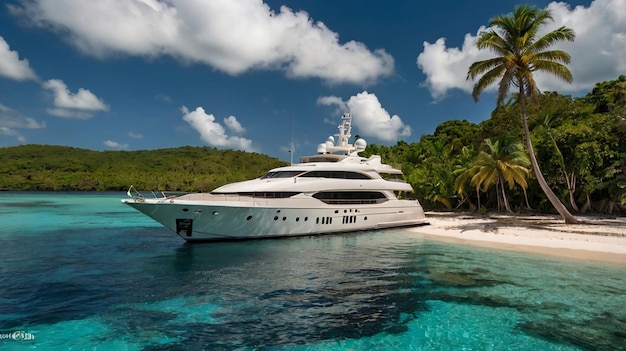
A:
317;143;327;154
355;138;367;152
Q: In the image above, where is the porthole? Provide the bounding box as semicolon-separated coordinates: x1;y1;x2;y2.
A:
182;208;189;212
364;216;368;220
274;216;279;221
304;217;308;221
334;210;339;213
282;217;286;221
296;217;300;222
276;210;281;213
246;215;253;221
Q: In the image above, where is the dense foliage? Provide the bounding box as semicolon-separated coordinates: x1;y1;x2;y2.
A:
0;145;287;192
363;76;626;215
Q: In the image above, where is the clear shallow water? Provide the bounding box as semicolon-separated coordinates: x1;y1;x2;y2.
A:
0;193;624;351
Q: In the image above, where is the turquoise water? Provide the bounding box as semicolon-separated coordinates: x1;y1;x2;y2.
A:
0;193;624;350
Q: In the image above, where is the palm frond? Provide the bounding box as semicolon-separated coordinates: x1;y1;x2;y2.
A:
531;50;571;64
471;64;507;101
532;60;574;83
530;27;575;53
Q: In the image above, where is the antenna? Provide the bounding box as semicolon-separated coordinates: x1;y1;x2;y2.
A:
335;112;352;149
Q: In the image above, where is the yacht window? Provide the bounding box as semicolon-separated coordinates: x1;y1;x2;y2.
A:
312;191;388;204
260;170;305;179
212;192;298;198
380;173;406;181
300;171;371;179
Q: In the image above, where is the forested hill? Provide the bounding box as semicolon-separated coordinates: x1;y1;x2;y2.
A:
0;145;288;191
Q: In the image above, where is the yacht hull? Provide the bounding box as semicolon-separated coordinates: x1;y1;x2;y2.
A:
122;195;426;242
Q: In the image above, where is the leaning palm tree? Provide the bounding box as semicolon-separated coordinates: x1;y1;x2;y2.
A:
467;5;578;223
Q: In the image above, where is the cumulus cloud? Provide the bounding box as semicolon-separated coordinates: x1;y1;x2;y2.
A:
417;0;626;100
223;115;246;134
128;132;143;139
318;91;411;142
181;106;255;151
0;103;46;142
9;0;394;85
0;36;37;81
104;140;128;149
42;79;109;119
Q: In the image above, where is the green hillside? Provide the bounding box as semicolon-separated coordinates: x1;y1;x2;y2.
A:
0;145;287;191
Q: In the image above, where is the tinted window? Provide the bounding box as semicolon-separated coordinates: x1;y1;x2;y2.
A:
260;171;304;179
312;191;387;204
300;171;370;179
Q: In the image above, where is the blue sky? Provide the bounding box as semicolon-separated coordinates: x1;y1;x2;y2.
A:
0;0;623;161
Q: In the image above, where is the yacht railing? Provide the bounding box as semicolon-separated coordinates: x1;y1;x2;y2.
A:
126;185;188;200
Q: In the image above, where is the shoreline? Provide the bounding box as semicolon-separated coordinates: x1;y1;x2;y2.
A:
409;212;626;264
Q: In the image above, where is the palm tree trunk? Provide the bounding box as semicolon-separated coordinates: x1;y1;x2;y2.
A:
499;177;513;213
519;87;578;224
496;181;502;211
523;187;531;210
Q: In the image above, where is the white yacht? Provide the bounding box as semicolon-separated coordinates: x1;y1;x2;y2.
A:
122;113;427;242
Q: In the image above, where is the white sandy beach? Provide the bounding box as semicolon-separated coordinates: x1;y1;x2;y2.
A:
409;212;626;264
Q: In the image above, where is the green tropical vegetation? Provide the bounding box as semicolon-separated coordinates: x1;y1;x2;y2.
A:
361;75;626;216
0;145;287;192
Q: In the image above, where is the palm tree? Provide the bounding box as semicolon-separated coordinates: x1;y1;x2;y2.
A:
467;5;578;223
460;137;531;212
452;145;479;210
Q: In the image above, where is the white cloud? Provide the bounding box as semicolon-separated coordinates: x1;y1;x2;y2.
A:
45;108;94;119
316;96;348;116
223;115;246;134
417;0;626;100
318;91;411;143
0;36;37;81
42;79;109;119
0;103;45;129
128;132;143;139
104;140;129;149
10;0;394;85
417;33;489;101
181;106;255;151
43;79;108;110
0;103;45;142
